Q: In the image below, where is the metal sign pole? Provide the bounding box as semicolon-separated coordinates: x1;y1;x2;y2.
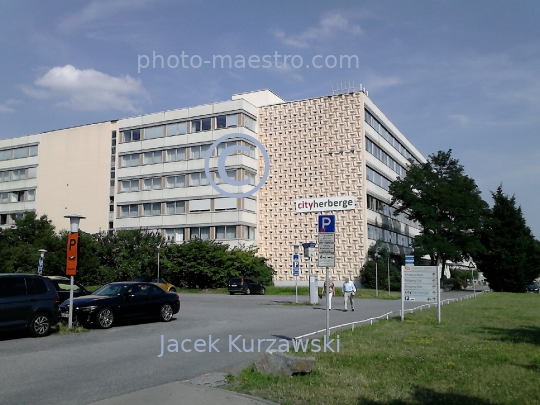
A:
325;266;330;339
437;266;441;324
68;276;74;329
401;266;404;321
295;273;298;304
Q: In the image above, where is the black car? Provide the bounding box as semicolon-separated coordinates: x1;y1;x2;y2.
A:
59;282;180;329
0;274;60;337
45;276;91;303
526;284;539;293
228;277;265;295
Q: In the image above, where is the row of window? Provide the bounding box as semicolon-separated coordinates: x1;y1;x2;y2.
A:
365;138;407;178
163;225;256;242
367;194;420;229
121;113;253;143
367;224;412;248
0;212;24;226
0;145;38;162
0;167;37;183
118;196;250;217
0;189;35;204
119;169;256;193
366;166;392;191
364;110;418;163
120;140;256;168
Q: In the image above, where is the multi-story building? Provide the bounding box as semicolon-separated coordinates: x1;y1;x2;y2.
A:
0;88;424;285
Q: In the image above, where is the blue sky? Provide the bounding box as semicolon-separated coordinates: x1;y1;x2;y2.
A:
1;0;539;237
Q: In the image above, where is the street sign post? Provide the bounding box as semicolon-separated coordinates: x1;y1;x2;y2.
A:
401;265;441;323
292;253;300;303
318;215;335;339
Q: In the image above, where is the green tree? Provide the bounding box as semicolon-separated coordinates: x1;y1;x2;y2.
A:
476;186;540;292
0;212;64;274
360;241;401;291
389;150;488;276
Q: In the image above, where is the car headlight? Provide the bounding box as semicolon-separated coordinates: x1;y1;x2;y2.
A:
79;306;99;312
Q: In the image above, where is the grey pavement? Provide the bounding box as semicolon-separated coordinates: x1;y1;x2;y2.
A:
88;288;488;405
87;379;279;405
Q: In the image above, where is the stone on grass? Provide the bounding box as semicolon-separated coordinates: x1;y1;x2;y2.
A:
253;351;315;376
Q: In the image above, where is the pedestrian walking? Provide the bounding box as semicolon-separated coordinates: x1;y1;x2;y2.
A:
323;278;335;310
342;276;356;311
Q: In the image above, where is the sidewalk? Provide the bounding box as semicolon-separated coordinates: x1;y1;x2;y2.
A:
87;379;279;405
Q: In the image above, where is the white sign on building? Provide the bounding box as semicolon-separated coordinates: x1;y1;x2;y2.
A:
295;196;356;213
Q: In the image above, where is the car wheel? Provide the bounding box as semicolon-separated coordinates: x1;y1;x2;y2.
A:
96;307;114;329
29;313;51;337
245;288;251;295
169;287;176;293
159;303;174;322
260;287;265;295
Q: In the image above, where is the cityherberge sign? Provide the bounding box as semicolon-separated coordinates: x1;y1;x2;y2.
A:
295;196;355;213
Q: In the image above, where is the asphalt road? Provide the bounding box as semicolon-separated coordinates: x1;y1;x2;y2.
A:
0;289;485;405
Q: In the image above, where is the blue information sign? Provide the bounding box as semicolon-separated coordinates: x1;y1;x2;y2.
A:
292;254;300;276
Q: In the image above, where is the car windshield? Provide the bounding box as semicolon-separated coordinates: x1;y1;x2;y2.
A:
92;284;128;297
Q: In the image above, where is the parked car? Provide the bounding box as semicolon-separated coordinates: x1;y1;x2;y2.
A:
59;282;180;329
44;276;91;303
228;277;265;295
0;274;60;337
526;284;539;293
134;276;176;292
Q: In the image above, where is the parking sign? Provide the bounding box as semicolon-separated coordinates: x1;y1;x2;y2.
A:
318;215;335;233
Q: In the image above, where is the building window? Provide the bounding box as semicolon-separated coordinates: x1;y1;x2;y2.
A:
166;122;187;136
215;169;237;184
191;144;210;160
121;153;140;167
0;171;8;182
143;151;162;164
166;147;186;162
216;114;238;128
29;146;38;157
191;117;211;133
27;189;35;201
143;203;161;216
13;148;28;159
244;115;257;132
12;169;26;181
190;172;208;186
0;192;8;204
216;141;237;156
11;191;25;202
0;150;10;161
245;171;256;186
121;129;141;143
142;177;161;190
165;228;184;242
216;226;237;240
166;201;186;215
144;126;163;140
190;227;210;240
165;175;186;189
120;204;138;217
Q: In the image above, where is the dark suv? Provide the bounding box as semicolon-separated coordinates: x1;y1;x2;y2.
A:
0;274;60;337
228;277;265;295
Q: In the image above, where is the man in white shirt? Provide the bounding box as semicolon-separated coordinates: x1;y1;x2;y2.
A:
342;276;356;312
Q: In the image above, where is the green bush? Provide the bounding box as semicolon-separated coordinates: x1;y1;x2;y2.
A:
361;261;401;291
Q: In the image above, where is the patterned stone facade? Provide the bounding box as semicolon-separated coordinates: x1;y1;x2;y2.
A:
257;92;368;282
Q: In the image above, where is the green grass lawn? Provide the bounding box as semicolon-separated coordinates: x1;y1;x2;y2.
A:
228;292;540;405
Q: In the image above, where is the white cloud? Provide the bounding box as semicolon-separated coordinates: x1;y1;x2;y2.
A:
0;100;20;114
23;65;148;112
271;13;362;48
58;0;153;33
448;114;471;127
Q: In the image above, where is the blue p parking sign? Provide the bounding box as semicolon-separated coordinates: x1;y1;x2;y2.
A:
318;215;335;233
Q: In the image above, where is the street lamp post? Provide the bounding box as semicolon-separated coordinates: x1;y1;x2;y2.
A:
374;252;380;297
64;214;85;329
469;262;477;298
